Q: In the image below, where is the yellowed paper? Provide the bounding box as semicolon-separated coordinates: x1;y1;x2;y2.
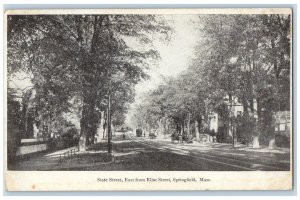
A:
4;8;293;191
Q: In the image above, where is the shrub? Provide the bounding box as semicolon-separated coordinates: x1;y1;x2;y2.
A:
258;114;276;146
236;112;258;145
61;127;79;148
275;134;290;148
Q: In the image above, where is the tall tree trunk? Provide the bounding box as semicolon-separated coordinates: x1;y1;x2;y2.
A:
97;111;105;140
195;120;199;141
197;117;202;135
79;96;89;151
79;86;97;150
21;102;28;138
228;94;235;147
268;38;279;149
111;123;115;136
181;121;184;135
165;118;169;134
90;107;98;144
180;124;183;135
103;110;107;139
187;114;191;136
176;122;180;134
37;111;44;138
79;16;104;151
157;118;164;136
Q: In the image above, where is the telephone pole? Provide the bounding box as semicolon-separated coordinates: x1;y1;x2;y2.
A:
107;73;112;153
107;93;112;153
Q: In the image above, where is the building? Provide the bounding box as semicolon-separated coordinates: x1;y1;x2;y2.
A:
209;96;253;143
209;96;291;146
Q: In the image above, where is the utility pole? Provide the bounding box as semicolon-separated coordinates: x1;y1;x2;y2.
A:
230;96;234;149
107;69;113;153
107;92;112;153
228;64;235;149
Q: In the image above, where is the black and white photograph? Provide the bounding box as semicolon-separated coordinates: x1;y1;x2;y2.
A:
4;8;293;191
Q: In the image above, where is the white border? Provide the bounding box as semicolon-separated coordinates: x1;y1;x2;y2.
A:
1;0;299;198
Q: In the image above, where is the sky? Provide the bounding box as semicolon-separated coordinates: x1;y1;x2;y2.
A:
126;15;201;125
8;72;33;99
134;15;200;100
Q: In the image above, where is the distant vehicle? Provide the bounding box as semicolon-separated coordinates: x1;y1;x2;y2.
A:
121;127;128;132
149;129;157;139
136;128;143;137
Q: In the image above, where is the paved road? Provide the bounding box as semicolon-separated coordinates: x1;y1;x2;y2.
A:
126;132;290;171
10;132;291;171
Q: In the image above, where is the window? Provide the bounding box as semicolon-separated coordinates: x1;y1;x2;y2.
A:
279;124;286;131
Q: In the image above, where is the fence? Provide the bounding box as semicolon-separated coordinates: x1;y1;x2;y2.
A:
58;148;79;163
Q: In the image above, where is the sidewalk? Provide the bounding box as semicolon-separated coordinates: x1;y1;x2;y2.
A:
153;136;290;155
10;146;112;171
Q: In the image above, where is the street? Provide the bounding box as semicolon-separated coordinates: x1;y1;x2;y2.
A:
126;133;290;171
11;132;290;171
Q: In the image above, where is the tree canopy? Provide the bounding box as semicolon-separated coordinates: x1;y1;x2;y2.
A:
130;14;291;146
7;14;172;150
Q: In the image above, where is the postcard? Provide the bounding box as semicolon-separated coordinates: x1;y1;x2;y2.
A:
4;8;293;191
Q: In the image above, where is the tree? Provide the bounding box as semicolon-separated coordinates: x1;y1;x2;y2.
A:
7;88;22;163
194;14;291;147
133;14;291;147
7;14;172;151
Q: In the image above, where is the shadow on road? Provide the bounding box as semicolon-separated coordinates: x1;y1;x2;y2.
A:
9;135;291;171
